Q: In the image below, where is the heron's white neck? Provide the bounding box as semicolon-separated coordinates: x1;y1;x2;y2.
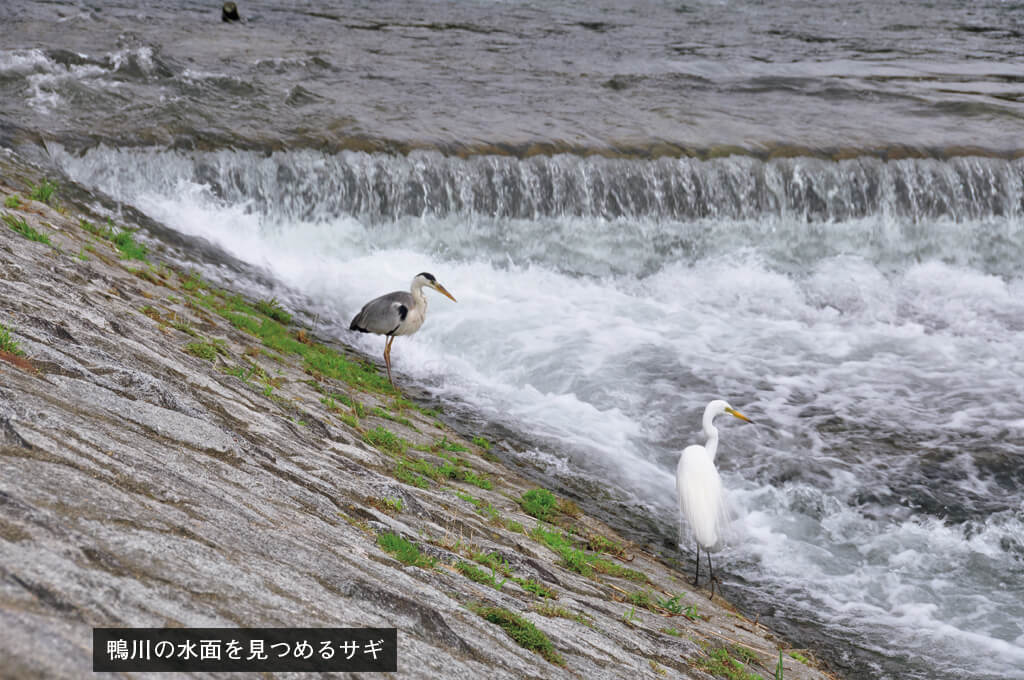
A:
409;279;429;310
702;411;720;462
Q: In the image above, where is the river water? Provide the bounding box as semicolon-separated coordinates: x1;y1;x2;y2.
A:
3;2;1023;678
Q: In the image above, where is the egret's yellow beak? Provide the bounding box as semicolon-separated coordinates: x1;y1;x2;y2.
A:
725;407;752;424
433;282;457;302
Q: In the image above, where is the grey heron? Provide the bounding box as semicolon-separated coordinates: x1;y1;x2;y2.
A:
349;272;457;386
676;399;752;597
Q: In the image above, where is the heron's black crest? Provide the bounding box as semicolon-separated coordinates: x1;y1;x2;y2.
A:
417;272;436;282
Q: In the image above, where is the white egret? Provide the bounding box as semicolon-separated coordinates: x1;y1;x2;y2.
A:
676;399;752;596
349;272;456;386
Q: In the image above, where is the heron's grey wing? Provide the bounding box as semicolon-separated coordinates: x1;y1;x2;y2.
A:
349;291;413;335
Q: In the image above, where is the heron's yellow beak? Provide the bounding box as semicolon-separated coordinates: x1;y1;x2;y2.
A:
725;407;752;423
433;282;457;302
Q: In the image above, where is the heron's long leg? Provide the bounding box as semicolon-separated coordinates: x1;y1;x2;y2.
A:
384;336;395;385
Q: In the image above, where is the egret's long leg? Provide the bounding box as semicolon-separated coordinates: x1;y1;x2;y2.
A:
707;551;717;600
693;540;701;587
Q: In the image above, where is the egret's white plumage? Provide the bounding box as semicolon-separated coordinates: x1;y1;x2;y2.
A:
349;272;456;385
676;399;752;595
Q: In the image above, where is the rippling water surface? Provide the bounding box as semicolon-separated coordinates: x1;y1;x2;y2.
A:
3;2;1024;679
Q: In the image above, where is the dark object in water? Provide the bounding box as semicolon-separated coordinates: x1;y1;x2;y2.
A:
222;2;240;22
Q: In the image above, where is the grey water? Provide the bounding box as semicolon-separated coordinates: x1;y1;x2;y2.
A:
3;2;1024;679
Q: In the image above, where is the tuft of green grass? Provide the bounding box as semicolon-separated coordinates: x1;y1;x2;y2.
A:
140;305;163;322
533;602;592;628
29;180;57;204
223;311;263;336
223;364;255;382
531;525;593;577
777;651;785;680
469;605;564;666
683;604;701;621
80;218;110;238
472;435;499;461
588;533;626;558
459;468;493;490
394;463;431;489
516;577;557;600
0;324;25;356
658;593;684;615
456;492;501;523
364;426;407;455
255;297;292;324
789;651;809;664
456;560;508;590
695;647;762;680
369;496;404;514
376;532;436;569
530;524;647;583
171;320;199;337
627;589;654;610
465;552;557;599
661;627;682;637
520;488;557;521
3;213;50;244
4;195;21;208
592;557;647;583
434;435;468;453
184;341;220;361
181;271;206;291
372;405;413;427
113;229;148;260
557;497;581;517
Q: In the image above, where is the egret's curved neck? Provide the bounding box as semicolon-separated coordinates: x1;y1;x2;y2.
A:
702;413;720;462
